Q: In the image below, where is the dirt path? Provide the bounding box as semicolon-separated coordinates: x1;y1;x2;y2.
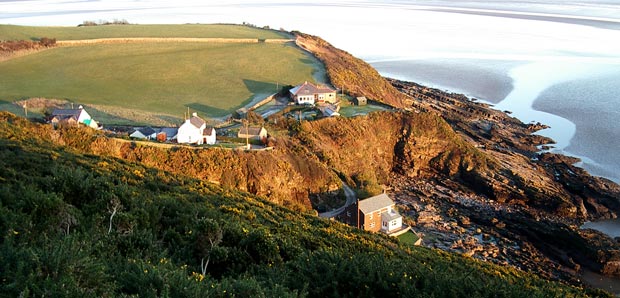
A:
319;182;356;218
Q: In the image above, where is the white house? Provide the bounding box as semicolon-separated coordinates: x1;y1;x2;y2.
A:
289;81;337;105
50;106;99;129
381;207;403;234
178;113;206;144
203;127;216;145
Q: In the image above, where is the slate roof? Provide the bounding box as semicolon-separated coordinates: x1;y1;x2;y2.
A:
358;194;394;214
189;115;206;128
159;127;178;137
239;126;264;136
290;81;336;96
203;127;215;136
51;109;82;117
138;127;156;136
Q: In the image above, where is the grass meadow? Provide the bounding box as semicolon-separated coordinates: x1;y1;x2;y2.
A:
0;24;289;41
0;41;323;124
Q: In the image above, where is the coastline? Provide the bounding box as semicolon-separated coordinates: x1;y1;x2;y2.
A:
376;59;620;184
370;58;517;104
495;61;620;183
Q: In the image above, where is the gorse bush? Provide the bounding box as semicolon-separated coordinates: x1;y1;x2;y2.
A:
0;112;609;297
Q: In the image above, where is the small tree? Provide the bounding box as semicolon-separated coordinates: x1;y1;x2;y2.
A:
194;218;223;275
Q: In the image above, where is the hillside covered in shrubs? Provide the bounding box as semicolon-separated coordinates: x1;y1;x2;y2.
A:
294;32;410;108
0;112;608;297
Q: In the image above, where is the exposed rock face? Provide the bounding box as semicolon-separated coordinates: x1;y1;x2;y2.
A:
382;78;620;283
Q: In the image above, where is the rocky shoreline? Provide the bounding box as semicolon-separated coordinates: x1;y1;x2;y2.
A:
387;78;620;286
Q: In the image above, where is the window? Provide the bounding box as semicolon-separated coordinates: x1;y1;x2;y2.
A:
369;222;375;228
369;213;373;220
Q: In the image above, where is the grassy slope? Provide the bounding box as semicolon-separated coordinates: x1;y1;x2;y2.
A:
0;111;608;297
0;24;289;40
0;42;321;121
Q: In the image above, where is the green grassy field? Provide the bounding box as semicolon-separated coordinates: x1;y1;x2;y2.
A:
0;41;323;124
398;230;420;245
0;24;289;41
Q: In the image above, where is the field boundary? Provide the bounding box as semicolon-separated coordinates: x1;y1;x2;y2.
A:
57;37;294;46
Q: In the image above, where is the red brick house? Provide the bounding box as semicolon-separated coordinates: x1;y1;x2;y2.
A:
342;193;405;235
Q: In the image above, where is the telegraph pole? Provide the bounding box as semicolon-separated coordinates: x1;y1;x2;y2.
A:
244;119;249;150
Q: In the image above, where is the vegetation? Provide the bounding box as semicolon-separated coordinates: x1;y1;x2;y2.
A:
398;231;420;246
0;38;56;53
0;24;289;41
0;111;609;297
294;32;410;108
0;42;322;122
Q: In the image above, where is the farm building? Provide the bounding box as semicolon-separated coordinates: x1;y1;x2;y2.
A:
50;106;99;129
203;127;216;145
289;81;337;105
130;127;157;140
177;112;215;145
130;127;177;142
157;127;178;142
355;96;367;106
238;126;267;141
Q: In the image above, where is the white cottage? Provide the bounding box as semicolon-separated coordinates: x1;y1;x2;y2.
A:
178;113;206;144
203;127;216;145
289;81;337;105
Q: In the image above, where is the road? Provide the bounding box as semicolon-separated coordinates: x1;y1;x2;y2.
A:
318;182;356;218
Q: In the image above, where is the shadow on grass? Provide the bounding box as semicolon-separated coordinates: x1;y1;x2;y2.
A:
237;79;280;109
186;102;230;118
243;79;277;94
299;58;316;65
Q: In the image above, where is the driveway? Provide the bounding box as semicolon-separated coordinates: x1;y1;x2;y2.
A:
319;182;356;218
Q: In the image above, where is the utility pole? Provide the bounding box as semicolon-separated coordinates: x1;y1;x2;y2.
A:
356;199;360;229
244;119;249;150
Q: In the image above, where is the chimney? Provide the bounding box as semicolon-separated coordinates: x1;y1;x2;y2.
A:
192;112;198;117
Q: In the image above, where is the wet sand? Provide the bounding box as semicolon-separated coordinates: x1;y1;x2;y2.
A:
533;72;620;183
371;59;517;103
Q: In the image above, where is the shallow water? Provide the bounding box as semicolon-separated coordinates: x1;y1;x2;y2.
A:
582;219;620;238
534;73;620;183
370;59;518;103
